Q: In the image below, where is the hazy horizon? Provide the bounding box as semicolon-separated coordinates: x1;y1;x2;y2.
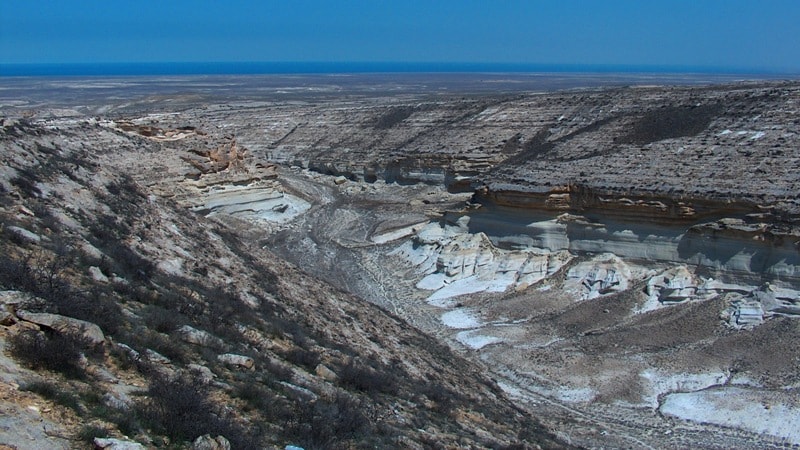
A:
3;61;800;78
2;1;799;74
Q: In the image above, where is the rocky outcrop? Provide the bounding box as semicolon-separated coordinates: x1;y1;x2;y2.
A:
459;204;800;287
15;310;105;345
216;353;255;370
183;138;246;174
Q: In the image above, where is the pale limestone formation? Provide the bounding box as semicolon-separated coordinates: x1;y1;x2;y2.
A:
565;254;638;300
390;221;571;305
88;266;109;283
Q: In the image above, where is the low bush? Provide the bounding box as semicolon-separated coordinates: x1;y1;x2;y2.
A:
418;381;460;414
338;361;396;395
284;393;370;449
141;304;187;334
138;375;258;448
77;424;110;445
8;329;87;379
283;347;321;371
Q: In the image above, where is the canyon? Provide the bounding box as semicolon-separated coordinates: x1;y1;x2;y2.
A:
2;74;800;448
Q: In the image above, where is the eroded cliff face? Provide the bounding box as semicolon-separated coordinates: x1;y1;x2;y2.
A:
462;185;800;286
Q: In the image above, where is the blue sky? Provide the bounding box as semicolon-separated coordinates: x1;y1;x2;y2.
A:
1;0;799;73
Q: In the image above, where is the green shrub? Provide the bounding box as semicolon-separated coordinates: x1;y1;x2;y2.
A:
77;424;109;444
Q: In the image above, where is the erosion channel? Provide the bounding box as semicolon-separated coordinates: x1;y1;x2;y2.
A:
257;79;800;449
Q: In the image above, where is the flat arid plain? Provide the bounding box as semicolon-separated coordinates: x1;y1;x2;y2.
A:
2;73;800;449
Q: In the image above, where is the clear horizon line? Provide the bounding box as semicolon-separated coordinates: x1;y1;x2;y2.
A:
2;61;798;77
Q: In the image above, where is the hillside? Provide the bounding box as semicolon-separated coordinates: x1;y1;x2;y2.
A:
0;114;567;449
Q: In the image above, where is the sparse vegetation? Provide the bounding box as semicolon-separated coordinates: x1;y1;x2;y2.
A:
20;380;83;413
139;375;258;448
77;424;111;445
338;360;397;395
8;329;88;379
284;393;371;449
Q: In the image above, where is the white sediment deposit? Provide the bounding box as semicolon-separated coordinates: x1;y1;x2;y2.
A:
660;387;800;444
389;220;572;305
191;182;310;223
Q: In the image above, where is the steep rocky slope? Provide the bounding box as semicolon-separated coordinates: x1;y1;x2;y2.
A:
0;115;566;449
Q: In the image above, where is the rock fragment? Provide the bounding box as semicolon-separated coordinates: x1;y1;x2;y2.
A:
217;353;254;369
191;434;231;450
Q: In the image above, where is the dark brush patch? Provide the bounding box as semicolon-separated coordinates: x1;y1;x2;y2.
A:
620;103;723;145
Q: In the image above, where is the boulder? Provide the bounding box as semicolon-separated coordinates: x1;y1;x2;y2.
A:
178;325;224;348
566;254;632;300
723;296;765;328
6;226;42;243
191;434;231;450
315;363;338;382
15;310;105;345
646;266;699;304
188;363;217;384
0;290;28;325
217;353;254;369
89;266;109;283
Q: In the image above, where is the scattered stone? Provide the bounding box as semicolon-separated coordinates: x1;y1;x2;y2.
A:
334;176;348;185
191;434;231;450
217;353;254;369
89;266;109;283
188;363;217;384
144;349;171;364
93;437;145;449
177;325;224;348
315;363;338;382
